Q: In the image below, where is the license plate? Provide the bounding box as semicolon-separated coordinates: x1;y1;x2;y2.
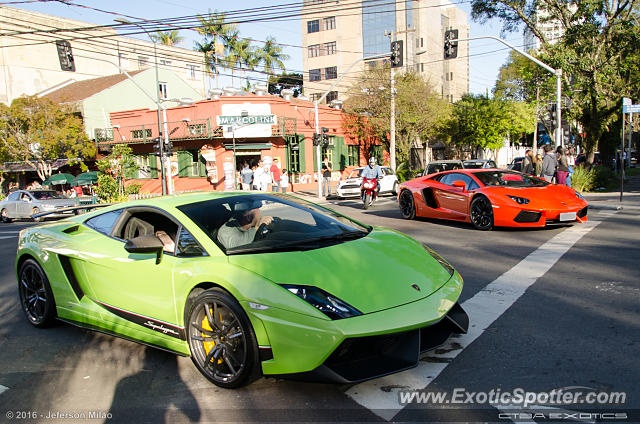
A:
559;212;577;221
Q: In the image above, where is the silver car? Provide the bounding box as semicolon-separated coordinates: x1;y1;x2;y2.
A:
0;190;76;223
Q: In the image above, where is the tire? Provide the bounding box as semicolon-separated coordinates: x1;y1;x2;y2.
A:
470;195;494;230
18;258;57;328
186;288;260;388
32;208;42;223
399;190;416;220
392;181;398;196
1;208;12;223
363;193;371;210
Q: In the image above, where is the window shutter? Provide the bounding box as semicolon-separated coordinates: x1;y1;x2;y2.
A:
177;151;191;177
197;151;207;177
299;136;306;173
334;136;346;171
149;153;158;178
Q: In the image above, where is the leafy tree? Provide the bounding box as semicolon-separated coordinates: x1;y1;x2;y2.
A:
258;36;289;77
268;72;303;96
97;144;138;196
442;94;536;158
342;67;451;165
0;96;95;181
195;10;238;86
470;0;640;161
151;30;183;46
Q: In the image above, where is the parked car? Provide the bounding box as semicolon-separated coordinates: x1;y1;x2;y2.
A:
507;157;525;172
422;160;464;176
1;190;76;223
16;192;468;387
336;166;398;198
463;159;497;169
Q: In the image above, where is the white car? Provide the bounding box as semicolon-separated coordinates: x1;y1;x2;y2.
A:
336;166;399;198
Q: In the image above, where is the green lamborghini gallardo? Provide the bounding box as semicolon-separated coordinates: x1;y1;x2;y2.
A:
16;192;468;388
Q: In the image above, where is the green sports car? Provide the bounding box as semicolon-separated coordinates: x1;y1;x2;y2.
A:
16;192;468;388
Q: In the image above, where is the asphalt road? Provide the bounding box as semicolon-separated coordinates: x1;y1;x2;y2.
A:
0;196;638;423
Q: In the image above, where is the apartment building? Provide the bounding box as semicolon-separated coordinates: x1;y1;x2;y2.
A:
301;0;469;104
523;5;576;51
0;6;206;105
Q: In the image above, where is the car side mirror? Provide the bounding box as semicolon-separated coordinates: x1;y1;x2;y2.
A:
452;181;466;190
124;235;164;264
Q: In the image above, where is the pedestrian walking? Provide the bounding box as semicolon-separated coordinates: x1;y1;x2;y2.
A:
240;162;253;191
322;157;332;197
254;161;266;191
270;158;281;192
280;169;289;193
260;162;271;191
541;144;558;183
556;146;569;185
535;153;543;177
521;149;534;175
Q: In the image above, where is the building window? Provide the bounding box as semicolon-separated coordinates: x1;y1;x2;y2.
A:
450;71;453;80
347;145;360;166
326;91;338;104
160;59;172;66
187;123;206;135
421;38;424;47
421;63;424;72
325;66;337;80
288;146;301;173
187;64;198;80
135;155;151;178
309;69;321;81
158;82;168;99
131;128;152;139
323;41;336;55
322;145;334;165
323;16;336;30
308;44;320;58
178;150;206;177
137;56;149;69
307;19;320;33
310;93;322;102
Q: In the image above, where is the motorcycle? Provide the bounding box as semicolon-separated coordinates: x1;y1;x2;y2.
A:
360;177;379;209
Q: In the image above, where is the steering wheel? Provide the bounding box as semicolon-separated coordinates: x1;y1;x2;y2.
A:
254;217;281;241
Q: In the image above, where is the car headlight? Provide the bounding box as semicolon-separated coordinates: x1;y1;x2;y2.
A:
422;243;455;277
507;195;530;205
574;190;585;200
280;284;362;320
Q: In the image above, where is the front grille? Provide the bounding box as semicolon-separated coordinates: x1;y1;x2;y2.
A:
514;210;542;223
577;206;588;218
340;184;360;189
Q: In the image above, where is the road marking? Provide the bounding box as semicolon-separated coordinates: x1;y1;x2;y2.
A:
0;235;17;240
346;214;614;421
0;385;8;395
0;231;22;234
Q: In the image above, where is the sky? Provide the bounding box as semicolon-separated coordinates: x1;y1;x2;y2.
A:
10;0;524;96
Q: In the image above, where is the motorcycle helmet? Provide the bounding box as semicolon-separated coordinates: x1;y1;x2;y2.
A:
369;157;376;166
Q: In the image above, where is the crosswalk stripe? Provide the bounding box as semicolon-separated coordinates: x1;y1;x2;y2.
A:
0;385;8;395
345;213;615;421
0;235;16;240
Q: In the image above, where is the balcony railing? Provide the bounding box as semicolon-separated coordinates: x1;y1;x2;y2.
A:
96;116;298;144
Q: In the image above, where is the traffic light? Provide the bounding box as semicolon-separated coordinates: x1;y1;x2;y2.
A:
153;137;162;157
444;29;458;60
321;127;330;147
550;104;557;127
55;40;75;72
165;140;173;155
390;40;403;68
312;133;321;146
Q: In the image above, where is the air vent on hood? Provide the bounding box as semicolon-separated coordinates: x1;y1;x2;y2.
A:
62;225;80;234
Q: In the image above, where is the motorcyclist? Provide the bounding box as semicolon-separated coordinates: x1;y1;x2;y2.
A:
361;157;382;199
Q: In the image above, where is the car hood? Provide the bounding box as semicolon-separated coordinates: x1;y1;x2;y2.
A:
484;185;587;209
229;228;454;314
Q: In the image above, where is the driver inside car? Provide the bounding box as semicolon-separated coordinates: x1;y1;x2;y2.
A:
217;200;274;249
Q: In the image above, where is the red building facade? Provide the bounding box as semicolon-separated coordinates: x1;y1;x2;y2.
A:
99;94;386;193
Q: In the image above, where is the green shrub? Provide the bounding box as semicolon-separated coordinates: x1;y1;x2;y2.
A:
125;183;142;195
592;166;614;189
95;174;119;203
396;162;420;183
570;166;595;193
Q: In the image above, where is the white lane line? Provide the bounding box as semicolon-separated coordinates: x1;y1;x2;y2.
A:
0;385;8;395
346;214;614;421
0;235;17;240
0;231;22;234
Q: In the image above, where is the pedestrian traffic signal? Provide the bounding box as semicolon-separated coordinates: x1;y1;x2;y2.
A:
153;137;162;157
390;40;403;68
321;127;330;146
165;140;173;155
444;29;458;60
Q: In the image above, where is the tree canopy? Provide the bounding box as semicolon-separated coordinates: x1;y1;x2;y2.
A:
0;96;95;180
268;72;303;97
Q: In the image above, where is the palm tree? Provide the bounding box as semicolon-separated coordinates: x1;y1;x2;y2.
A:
258;36;290;77
195;10;237;88
151;30;183;46
232;37;256;89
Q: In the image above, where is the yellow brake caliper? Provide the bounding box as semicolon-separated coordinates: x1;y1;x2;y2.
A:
201;310;223;364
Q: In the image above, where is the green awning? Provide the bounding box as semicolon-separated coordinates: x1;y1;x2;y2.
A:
73;171;98;186
49;173;75;185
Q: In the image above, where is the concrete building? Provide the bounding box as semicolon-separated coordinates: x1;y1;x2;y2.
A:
523;5;576;51
42;68;201;140
301;0;469;104
0;6;207;105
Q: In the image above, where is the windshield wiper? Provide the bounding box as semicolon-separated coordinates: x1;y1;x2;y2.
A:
226;230;368;255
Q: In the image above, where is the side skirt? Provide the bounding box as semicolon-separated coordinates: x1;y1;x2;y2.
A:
56;317;190;357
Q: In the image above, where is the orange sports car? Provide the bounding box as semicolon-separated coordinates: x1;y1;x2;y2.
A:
397;169;588;230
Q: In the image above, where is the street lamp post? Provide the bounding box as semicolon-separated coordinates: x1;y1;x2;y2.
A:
114;18;167;195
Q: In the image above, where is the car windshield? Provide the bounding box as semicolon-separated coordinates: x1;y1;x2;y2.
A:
31;191;65;200
474;171;549;187
177;194;371;255
426;162;462;174
348;169;364;179
463;161;492;169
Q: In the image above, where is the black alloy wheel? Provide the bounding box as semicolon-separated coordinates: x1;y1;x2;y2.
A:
399;190;416;220
18;259;56;327
187;288;259;388
470;195;494;230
